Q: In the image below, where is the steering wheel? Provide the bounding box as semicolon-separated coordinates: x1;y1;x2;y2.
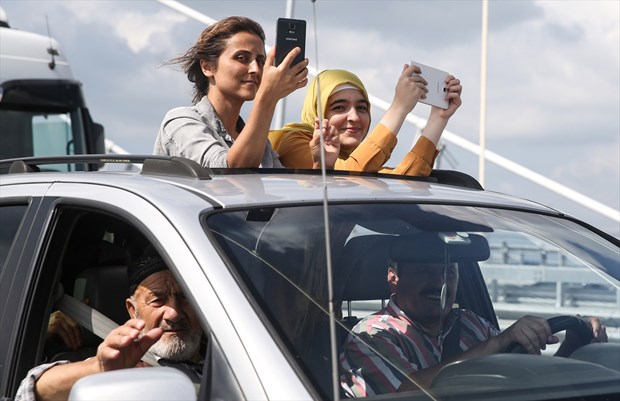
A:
507;315;593;354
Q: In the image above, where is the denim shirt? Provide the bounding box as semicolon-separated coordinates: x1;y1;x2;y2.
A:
154;96;282;168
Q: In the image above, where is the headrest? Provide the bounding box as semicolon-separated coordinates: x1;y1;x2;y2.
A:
337;235;392;301
390;232;490;263
73;265;130;326
337;233;490;302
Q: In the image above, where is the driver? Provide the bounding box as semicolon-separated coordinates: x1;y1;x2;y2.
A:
16;245;203;401
339;235;608;397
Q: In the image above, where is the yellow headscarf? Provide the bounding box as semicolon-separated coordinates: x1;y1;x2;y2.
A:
269;69;371;151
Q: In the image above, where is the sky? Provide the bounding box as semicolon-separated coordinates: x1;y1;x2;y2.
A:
1;0;619;236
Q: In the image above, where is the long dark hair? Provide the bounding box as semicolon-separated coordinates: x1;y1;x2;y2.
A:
170;16;265;104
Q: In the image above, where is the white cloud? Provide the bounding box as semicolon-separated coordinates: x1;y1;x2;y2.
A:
470;0;620;142
551;140;620;184
114;10;188;54
58;1;188;54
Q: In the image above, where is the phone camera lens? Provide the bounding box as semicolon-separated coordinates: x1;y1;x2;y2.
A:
288;22;296;30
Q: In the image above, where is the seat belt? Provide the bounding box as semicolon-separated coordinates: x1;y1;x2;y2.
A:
441;311;462;361
55;293;159;366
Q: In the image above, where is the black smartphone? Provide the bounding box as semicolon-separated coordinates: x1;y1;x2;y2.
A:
275;18;306;67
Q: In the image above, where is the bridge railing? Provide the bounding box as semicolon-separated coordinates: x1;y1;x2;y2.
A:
481;243;619;309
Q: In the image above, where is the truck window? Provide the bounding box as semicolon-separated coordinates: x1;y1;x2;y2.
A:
0;109;85;171
32;113;76;170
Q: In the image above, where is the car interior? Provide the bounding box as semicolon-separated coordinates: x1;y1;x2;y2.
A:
204;197;620;399
42;210;148;363
206;203;502;399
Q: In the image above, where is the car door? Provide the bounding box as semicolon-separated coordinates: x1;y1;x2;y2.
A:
1;179;310;400
0;183;54;399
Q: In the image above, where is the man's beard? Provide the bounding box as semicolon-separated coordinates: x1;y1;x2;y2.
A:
148;330;201;361
136;311;201;361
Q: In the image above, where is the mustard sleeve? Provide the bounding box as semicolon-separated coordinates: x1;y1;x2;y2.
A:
272;130;315;169
334;123;398;172
379;135;438;176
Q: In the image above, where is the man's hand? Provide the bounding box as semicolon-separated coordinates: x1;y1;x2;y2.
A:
48;310;82;350
500;315;558;354
557;315;608;357
35;318;162;401
578;315;608;343
96;319;163;371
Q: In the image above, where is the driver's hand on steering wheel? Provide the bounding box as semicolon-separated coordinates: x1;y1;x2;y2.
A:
502;315;559;355
567;315;608;344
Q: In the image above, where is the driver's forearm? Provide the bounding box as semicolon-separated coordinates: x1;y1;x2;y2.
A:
35;358;100;401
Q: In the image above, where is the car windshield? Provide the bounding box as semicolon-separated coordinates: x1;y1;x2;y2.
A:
204;203;619;400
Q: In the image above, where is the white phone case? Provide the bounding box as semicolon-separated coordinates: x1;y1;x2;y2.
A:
410;61;449;109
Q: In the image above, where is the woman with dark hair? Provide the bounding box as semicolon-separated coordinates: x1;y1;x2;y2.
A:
154;16;309;168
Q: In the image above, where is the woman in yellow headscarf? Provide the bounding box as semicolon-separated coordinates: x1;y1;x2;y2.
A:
269;65;462;175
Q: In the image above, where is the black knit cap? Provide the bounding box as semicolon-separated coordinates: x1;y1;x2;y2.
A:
127;244;167;295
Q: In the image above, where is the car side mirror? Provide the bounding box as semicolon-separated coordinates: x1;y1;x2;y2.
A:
68;367;196;401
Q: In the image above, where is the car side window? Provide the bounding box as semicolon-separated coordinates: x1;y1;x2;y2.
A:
8;204;214;399
0;204;27;268
6;206;152;395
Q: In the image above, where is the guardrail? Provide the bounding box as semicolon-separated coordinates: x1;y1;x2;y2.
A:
481;243;619;309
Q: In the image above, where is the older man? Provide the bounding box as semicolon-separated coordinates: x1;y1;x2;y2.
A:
16;245;203;401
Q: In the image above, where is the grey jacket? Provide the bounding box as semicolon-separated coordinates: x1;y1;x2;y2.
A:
154;96;282;168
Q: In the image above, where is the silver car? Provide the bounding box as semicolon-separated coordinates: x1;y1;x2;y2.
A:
1;156;618;400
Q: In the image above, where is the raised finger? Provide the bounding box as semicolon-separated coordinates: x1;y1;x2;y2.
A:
314;118;321;130
329;126;340;141
279;46;303;69
444;74;457;84
97;342;122;362
406;64;422;75
446;83;462;93
324;128;336;144
137;327;163;353
291;57;309;75
410;75;428;85
106;321;144;346
266;47;276;66
415;82;429;93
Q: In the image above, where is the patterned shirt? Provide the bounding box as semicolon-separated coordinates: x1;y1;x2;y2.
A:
339;298;500;397
15;361;69;401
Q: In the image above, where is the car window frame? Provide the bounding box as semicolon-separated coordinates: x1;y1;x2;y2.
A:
0;195;57;397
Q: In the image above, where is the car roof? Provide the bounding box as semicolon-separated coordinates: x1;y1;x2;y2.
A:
0;156;560;215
